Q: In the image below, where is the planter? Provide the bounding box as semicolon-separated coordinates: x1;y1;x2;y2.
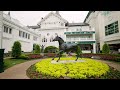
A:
0;49;5;73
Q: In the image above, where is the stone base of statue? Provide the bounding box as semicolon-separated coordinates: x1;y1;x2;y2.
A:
51;60;85;64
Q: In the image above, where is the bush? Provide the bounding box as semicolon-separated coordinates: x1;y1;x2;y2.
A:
12;41;21;58
75;45;82;58
34;44;41;54
102;43;110;54
18;54;29;60
115;57;120;62
44;46;58;53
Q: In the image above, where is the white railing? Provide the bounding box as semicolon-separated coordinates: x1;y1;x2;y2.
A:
66;38;94;41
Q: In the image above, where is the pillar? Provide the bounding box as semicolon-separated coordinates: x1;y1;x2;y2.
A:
93;43;96;53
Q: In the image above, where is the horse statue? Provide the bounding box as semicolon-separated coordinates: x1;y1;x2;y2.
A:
52;36;81;62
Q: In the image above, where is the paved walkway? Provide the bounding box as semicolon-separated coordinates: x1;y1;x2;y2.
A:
0;59;41;79
0;59;120;79
94;59;120;71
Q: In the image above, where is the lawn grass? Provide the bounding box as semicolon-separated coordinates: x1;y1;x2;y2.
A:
3;58;28;70
3;58;41;70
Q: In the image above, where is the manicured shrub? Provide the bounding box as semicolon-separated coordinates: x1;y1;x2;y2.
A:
34;44;41;54
102;43;110;54
44;46;58;53
18;54;29;60
12;41;21;58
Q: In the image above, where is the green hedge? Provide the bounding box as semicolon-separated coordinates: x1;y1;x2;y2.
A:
44;46;58;53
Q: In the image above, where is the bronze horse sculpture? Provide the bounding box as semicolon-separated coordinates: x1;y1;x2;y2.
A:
52;36;81;62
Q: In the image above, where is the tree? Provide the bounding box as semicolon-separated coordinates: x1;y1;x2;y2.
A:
102;43;110;54
34;44;41;54
12;41;21;58
33;44;37;53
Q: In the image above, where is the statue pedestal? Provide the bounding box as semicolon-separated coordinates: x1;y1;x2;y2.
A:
51;60;85;64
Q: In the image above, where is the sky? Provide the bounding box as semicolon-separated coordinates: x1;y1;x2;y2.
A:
3;11;89;26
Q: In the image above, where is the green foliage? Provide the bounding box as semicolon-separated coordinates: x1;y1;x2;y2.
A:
75;45;82;57
115;57;120;62
34;57;110;79
34;44;41;54
33;44;36;53
102;43;110;54
18;54;29;60
44;46;58;53
12;41;21;58
4;58;27;70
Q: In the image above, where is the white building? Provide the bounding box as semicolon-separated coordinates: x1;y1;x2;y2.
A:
65;23;96;53
0;11;40;53
84;11;120;53
0;11;96;53
32;11;96;53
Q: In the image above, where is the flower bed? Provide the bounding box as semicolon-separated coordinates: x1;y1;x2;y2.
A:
26;57;118;79
27;54;43;59
82;54;120;62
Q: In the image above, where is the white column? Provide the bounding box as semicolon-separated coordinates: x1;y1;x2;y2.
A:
93;43;96;53
93;33;95;40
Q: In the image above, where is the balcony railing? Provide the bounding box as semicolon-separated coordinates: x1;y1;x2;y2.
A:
66;38;95;42
64;31;95;35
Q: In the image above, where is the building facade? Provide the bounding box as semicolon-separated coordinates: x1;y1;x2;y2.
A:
35;11;96;53
0;11;96;53
65;23;96;53
0;11;40;53
84;11;120;53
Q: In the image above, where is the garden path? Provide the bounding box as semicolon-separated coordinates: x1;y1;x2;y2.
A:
95;59;120;71
0;59;41;79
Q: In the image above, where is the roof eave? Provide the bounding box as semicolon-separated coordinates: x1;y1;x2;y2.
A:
84;11;95;23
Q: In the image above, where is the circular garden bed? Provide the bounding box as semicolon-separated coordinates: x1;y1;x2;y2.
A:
26;57;120;79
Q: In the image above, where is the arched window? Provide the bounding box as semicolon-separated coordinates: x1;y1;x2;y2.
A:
44;38;46;42
42;36;47;42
